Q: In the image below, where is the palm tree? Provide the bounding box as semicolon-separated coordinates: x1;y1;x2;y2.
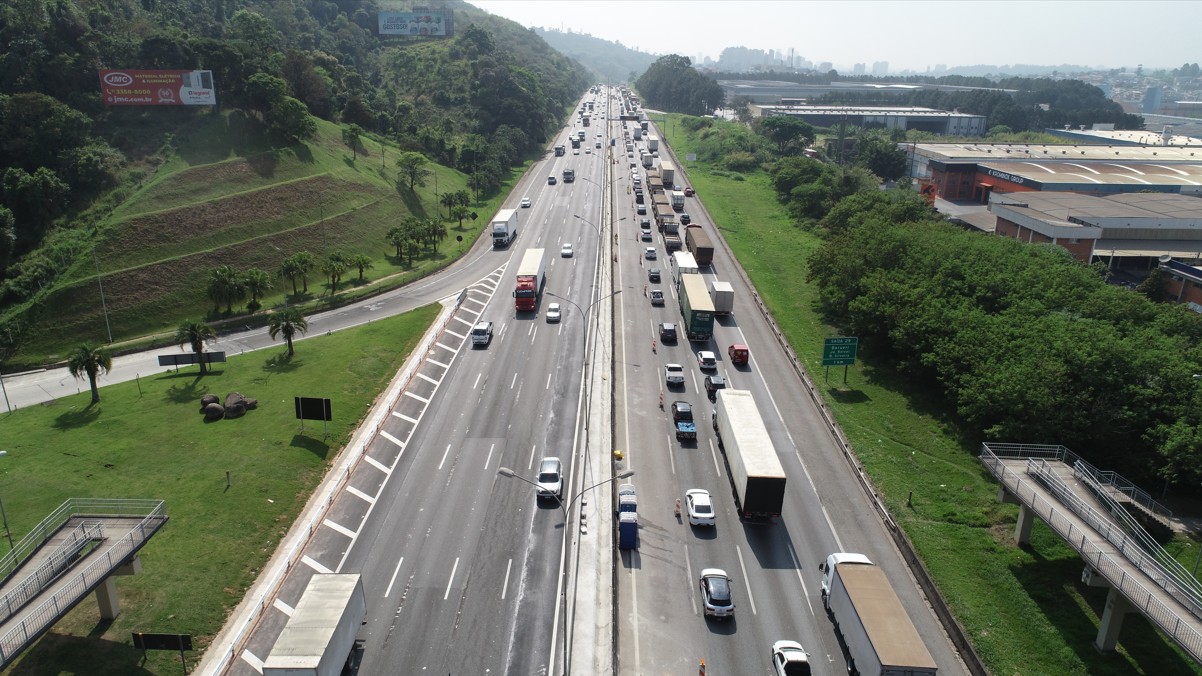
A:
207;264;245;314
68;343;112;404
268;308;308;356
351;254;374;282
427;218;448;251
279;257;303;296
449;204;471;230
244;268;274;310
292;252;315;293
174;320;216;374
322;251;350;294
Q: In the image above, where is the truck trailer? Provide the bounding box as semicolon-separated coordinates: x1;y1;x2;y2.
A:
819;553;938;676
262;574;366;676
685;224;714;266
670;190;686;211
647;135;660;152
713;389;786;521
678;273;715;342
710;280;734;316
660;161;676;188
513;248;546;312
563;168;575;183
491;208;517;247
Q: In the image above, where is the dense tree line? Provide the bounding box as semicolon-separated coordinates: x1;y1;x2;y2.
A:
805;194;1202;485
635;55;724;116
0;0;589;310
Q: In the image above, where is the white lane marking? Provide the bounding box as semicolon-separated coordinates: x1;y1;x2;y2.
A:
323;519;356;539
453;316;474;327
735;545;757;615
484;443;496;469
428;358;449;368
444;557;460;600
502;558;513;600
417;373;440;385
530;325;538;342
384;556;404;598
272;598;294;616
666;433;677;475
346;485;375;504
473;373;482;390
528;444;538;470
435;341;457;353
510;372;518;389
709;438;722;475
787;542;816;616
444;330;466;339
685;544;696;615
391;411;418;424
404;391;430;404
302;555;332;574
364;454;389;473
438;443;452;470
380;430;406;448
546;372;552;390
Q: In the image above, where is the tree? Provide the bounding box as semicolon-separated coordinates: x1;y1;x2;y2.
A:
351;254;373;281
449;204;471;230
207;264;246;314
424;218;447;251
245;73;289;120
322;251;350;293
67;343;112;404
288;252;316;293
243;268;273;310
174;320;216;374
343;124;363;162
854;131;908;181
396;152;432;192
755;116;815;156
268;307;308;356
279;256;303;296
268;97;317;142
1137;267;1170;302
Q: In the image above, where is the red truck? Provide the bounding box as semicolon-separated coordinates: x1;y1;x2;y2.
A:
513;248;546;312
685;224;714;266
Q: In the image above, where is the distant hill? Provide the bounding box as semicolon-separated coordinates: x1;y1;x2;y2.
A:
533;28;658;84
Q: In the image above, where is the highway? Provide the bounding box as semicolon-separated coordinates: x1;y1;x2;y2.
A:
12;86;970;676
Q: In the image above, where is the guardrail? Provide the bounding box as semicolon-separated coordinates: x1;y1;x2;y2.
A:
0;499;166;666
0;521;104;623
979;447;1202;662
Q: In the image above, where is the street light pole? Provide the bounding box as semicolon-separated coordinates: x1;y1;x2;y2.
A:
497;467;634;676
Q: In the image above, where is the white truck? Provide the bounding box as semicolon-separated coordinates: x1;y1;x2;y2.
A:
660;161;676;188
713;389;786;521
263;574;366;676
710;280;734;316
642;153;654;169
819;553;938;676
671;251;699;283
491;208;517;247
671;190;686;211
647;134;660;152
633;126;643;140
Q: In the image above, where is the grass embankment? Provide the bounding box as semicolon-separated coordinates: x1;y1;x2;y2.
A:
11;112;521;367
0;305;438;675
660;115;1202;675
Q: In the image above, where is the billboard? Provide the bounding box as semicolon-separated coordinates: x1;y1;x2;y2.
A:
99;70;216;106
378;10;453;36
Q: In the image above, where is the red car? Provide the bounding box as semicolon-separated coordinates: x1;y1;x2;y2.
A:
728;344;749;367
684;186;695;197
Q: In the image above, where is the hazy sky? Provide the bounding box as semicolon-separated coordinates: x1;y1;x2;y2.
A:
475;1;1202;73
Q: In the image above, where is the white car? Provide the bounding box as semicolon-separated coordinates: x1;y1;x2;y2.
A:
644;247;657;260
685;489;715;527
535;457;563;500
561;243;574;258
585;147;592;154
573;148;579;155
546;302;561;323
771;640;811;676
520;197;531;208
697;351;717;370
665;363;685;387
699;568;735;618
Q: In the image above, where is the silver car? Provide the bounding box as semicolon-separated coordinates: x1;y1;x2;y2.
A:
536;457;563;500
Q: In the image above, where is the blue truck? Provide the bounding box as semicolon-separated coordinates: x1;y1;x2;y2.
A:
671;401;697;441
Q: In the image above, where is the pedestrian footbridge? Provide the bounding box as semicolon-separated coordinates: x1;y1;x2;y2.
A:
0;498;167;667
981;443;1202;664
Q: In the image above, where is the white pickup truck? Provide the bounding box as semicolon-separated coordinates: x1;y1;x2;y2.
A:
471;321;494;347
664;363;684;387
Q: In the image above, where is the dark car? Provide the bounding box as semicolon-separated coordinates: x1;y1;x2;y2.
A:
636;204;647;215
640;218;652;229
648;268;661;282
659;322;677;343
635;192;645;204
704;375;727;402
680;212;691;225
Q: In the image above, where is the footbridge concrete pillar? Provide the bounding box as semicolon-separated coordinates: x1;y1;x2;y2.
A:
1094;585;1135;653
1013;504;1035;545
96;556;142;620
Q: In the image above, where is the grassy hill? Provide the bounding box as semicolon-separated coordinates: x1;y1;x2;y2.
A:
11;114;490;366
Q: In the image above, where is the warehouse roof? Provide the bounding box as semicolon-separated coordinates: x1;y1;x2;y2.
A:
915;143;1202;164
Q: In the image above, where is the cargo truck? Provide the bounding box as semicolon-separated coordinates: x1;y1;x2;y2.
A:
583;114;590;127
513;248;546;312
648;135;659;151
554;144;565;156
671;251;699;281
633;127;642;140
713;389;786;522
660;161;676;188
819;553;938;676
685;224;715;266
640;120;649;131
577;130;586;141
671;400;697;441
571;137;580;149
262;574;366;676
671;190;686;211
563;168;575;183
618;512;639;549
663;233;683;253
710;280;734;316
491;208;517;247
678;273;715;342
642;153;654;168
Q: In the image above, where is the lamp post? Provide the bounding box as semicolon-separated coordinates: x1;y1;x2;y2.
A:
546;290;621;383
497;467;634;676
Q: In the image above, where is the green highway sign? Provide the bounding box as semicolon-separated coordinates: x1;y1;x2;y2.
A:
822;337;858;366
